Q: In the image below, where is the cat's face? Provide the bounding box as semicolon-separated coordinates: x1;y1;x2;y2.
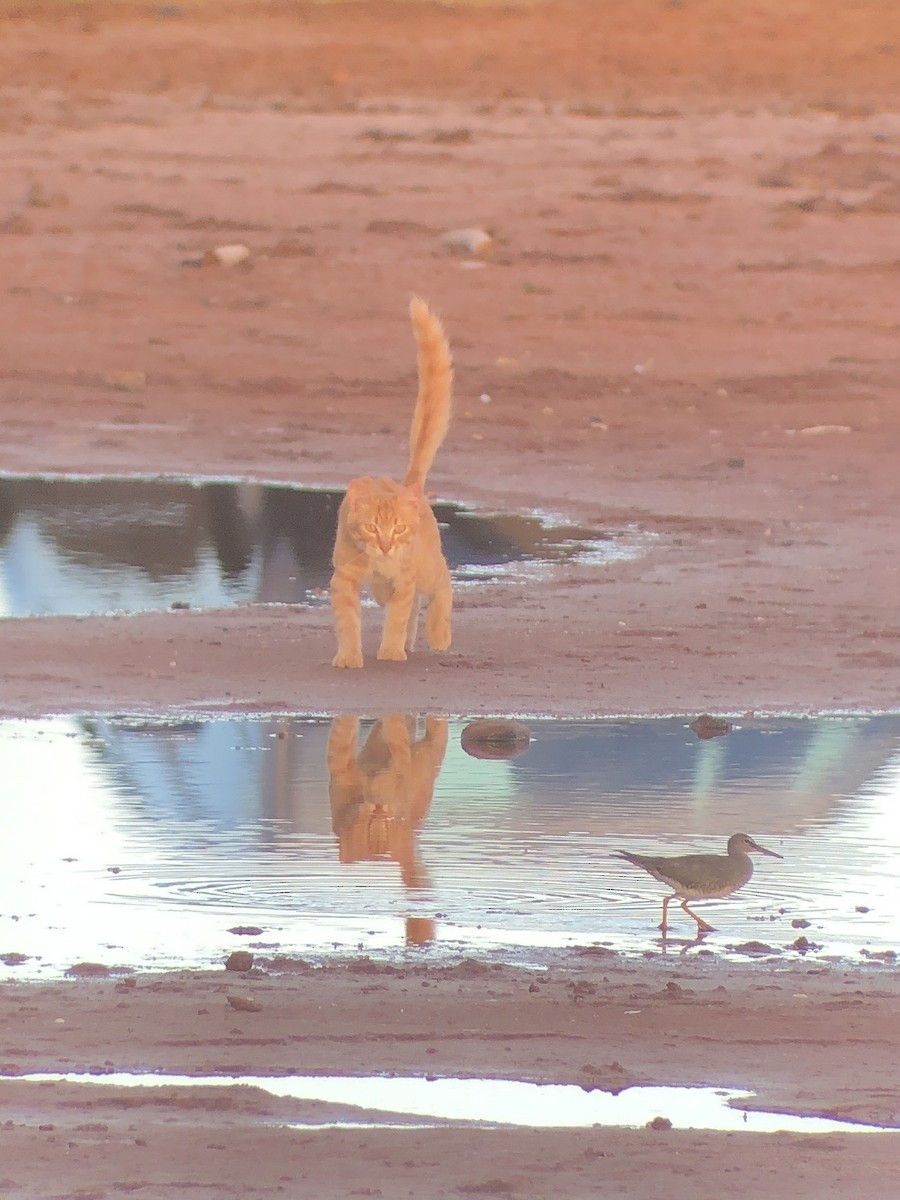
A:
344;477;421;560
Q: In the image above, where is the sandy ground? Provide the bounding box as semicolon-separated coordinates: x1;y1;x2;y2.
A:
1;2;899;1196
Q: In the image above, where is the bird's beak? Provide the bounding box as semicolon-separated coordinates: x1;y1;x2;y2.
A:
751;838;783;860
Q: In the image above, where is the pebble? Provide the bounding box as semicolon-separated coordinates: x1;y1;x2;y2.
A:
226;993;263;1013
439;227;492;253
206;242;251;268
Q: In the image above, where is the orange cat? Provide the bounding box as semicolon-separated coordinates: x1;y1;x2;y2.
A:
330;297;453;668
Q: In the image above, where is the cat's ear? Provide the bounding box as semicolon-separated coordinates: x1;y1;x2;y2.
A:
344;478;364;507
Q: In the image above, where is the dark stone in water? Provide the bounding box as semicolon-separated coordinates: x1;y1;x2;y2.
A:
224;950;254;972
0;952;30;966
792;935;822;953
460;718;531;760
647;1116;673;1130
732;941;779;956
689;714;733;739
65;961;112;977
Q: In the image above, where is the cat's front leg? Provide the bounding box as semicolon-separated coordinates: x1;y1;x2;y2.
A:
404;595;422;652
377;576;417;661
425;565;452;652
330;566;365;668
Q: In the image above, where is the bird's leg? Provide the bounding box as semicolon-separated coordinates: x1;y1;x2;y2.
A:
681;898;714;934
659;893;675;932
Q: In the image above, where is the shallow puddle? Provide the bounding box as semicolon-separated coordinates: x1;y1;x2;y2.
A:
0;473;643;616
10;1072;897;1134
0;714;898;975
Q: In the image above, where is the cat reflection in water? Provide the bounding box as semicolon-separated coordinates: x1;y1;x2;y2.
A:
327;714;449;945
330;298;453;668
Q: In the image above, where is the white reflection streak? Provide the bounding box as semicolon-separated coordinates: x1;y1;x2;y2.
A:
13;1073;896;1135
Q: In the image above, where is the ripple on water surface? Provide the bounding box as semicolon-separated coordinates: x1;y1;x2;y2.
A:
0;714;898;975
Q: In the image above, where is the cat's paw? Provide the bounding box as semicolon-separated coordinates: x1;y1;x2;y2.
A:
332;650;364;669
426;612;451;652
427;627;451;652
376;645;407;662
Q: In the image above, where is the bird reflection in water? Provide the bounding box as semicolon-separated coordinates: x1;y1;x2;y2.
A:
327;715;449;945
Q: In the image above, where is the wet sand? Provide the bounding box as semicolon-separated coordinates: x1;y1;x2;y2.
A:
2;957;899;1199
1;1;899;1195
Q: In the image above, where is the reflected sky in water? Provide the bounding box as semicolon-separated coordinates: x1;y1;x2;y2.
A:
0;714;898;975
12;1073;897;1134
0;474;643;616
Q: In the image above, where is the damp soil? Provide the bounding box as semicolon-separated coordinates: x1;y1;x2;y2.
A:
1;2;900;1197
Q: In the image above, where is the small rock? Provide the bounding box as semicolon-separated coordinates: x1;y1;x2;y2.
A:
439;227;492;254
228;926;264;937
792;935;821;953
647;1116;672;1130
689;714;732;739
0;952;29;966
100;371;146;392
460;718;531;760
791;918;811;929
225;950;254;972
206;243;251;268
226;993;263;1013
731;941;779;956
65;962;111;977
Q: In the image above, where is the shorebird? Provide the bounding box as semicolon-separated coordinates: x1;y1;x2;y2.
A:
614;832;783;935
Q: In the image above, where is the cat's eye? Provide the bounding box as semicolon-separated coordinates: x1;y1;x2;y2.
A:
363;522;377;533
394;523;408;534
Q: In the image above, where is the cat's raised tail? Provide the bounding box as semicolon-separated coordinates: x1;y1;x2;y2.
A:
404;296;453;492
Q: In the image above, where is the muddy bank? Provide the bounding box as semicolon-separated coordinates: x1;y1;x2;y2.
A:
1;957;899;1199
